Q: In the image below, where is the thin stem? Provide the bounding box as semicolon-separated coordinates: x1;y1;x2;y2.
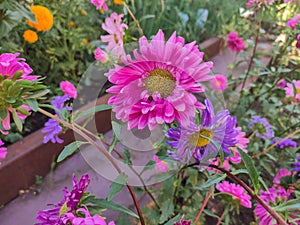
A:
38;108;146;225
252;129;300;158
123;2;144;36
208;164;288;225
160;0;165;12
216;210;226;225
193;189;212;224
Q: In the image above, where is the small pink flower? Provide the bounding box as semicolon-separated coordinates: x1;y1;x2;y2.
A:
287;19;298;29
273;169;291;184
277;79;287;88
60;81;77;98
284;80;300;101
153;155;168;173
94;48;108;63
296;34;300;49
246;0;255;7
66;205;115;225
226;32;245;53
101;13;128;59
210;74;227;91
229;127;249;164
90;0;108;11
216;181;252;208
0;139;7;163
246;0;273;7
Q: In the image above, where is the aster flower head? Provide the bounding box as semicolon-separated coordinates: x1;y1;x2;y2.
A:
254;187;291;225
287;14;300;29
166;99;239;163
226;31;245;53
0;139;7;165
210;74;227;91
271;137;297;149
101;13;128;59
27;5;54;31
106;29;213;131
248;116;274;139
94;48;108;63
228;127;249;164
153;155;168;173
60;81;77;99
284;80;300;102
216;181;252;208
90;0;108;11
273;169;292;184
36;174;90;225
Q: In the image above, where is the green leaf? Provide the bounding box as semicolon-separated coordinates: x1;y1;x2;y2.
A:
159;201;174;223
5;97;16;104
273;199;300;212
200;174;226;188
17;107;31;116
26;99;38;112
164;214;182;225
57;141;88;162
108;132;118;154
27;89;49;99
11;108;22;131
89;198;138;218
107;173;128;201
75;104;112;120
0;108;8;120
237;147;260;194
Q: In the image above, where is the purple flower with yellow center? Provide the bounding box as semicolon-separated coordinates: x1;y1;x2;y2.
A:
248;116;274;139
36;173;90;225
166;99;239;163
271;137;297;149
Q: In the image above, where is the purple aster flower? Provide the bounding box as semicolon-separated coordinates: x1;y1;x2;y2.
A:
271;137;297;149
36;173;90;225
166;99;239;163
254;187;291;225
292;156;300;176
41;118;63;144
248;116;274;139
42;95;72;144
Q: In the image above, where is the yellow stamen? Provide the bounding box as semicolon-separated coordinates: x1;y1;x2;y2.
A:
189;129;214;147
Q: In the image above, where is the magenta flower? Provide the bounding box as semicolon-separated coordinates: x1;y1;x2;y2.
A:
296;34;300;49
153;155;168;173
228;127;249;164
174;216;191;225
210;74;227;91
254;187;291;225
287;14;300;29
101;13;128;59
36;174;90;225
0;52;39;81
284;80;300;101
273;169;292;184
0;139;7;165
65;205;115;225
226;32;245;53
90;0;108;11
246;0;274;7
106;29;213;130
94;48;108;63
277;79;287;88
216;181;252;208
60;81;77;99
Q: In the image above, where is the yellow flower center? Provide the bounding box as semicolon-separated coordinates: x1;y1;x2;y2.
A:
189;129;214;147
296;88;300;94
144;68;176;98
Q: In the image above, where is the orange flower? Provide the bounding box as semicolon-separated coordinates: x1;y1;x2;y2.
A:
114;0;124;4
27;5;54;31
23;30;38;43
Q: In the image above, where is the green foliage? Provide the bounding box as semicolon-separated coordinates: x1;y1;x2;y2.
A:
107;173;128;201
57;141;88;162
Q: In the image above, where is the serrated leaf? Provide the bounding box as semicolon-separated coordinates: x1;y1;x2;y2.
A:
57;141;88;162
107;173;128;201
26;99;38;112
237;147;260;194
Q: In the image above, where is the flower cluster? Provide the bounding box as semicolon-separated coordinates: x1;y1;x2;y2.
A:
101;13;128;59
271;138;297;149
216;181;252;208
226;31;245;53
248;116;274;139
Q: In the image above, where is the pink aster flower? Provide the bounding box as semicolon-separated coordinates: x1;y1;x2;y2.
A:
153;155;168;172
0;139;7;164
65;205;115;225
226;32;245;53
277;79;287;88
273;169;292;185
90;0;108;11
101;13;128;59
228;127;249;164
106;29;213;130
287;14;300;29
210;74;227;91
94;48;108;63
60;81;77;99
296;33;300;49
216;181;252;208
254;187;291;225
284;80;300;101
